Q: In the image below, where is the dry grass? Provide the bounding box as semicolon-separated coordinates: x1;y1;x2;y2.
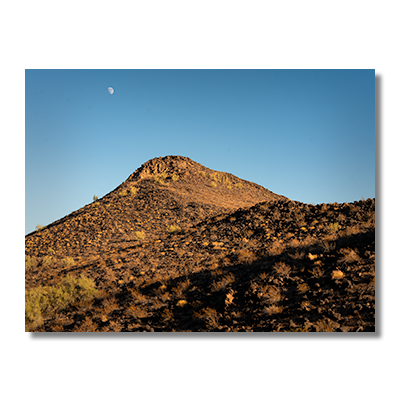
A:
153;173;168;185
236;249;256;264
273;261;291;278
130;186;138;195
211;273;235;292
268;240;285;256
134;230;146;241
339;248;360;264
225;289;235;307
264;305;283;315
193;307;220;329
126;304;150;319
166;225;181;234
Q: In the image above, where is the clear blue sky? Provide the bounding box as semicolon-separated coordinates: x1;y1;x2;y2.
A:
25;69;375;235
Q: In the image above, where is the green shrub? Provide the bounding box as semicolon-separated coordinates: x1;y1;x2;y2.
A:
25;275;98;331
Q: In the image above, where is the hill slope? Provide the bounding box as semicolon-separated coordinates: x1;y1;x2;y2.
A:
25;156;375;332
25;155;287;259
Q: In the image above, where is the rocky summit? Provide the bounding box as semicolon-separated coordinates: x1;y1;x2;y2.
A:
25;155;375;332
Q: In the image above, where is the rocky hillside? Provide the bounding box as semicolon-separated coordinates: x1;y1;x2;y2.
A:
25;156;375;332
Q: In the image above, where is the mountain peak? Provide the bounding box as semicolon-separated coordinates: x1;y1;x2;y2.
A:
26;156;288;258
131;155;196;179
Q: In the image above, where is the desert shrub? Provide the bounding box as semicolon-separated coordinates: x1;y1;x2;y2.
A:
153;173;168;185
313;318;339;332
211;273;235;292
61;257;75;268
25;275;98;331
119;189;128;197
193;307;220;329
234;183;243;189
210;172;221;182
329;222;339;232
42;255;54;267
166;225;181;234
171;173;179;182
36;225;44;231
93;195;98;201
134;230;145;241
222;176;232;187
236;249;256;264
264;305;283;315
130;186;138;195
25;255;38;270
339;248;360;264
199;171;207;177
273;261;291;278
210;181;217;188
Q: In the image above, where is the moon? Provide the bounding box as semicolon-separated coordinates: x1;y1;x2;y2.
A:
108;87;114;95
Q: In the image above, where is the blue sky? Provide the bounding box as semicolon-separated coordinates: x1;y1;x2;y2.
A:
25;69;375;235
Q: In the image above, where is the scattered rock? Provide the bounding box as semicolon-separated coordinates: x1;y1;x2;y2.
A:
25;156;375;332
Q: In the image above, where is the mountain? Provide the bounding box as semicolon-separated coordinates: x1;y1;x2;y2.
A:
25;155;287;259
25;156;375;332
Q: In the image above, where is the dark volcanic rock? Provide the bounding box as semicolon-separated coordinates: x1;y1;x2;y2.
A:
25;156;375;333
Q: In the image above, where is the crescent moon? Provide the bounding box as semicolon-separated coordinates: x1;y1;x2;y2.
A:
108;87;114;95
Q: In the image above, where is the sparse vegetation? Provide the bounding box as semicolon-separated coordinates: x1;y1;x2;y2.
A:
339;248;360;264
153;173;168;185
134;230;145;241
25;156;375;332
222;176;232;188
166;225;181;234
273;261;291;278
25;255;38;270
193;307;220;329
210;181;217;188
211;273;235;292
25;275;98;331
93;195;98;201
329;222;339;232
61;257;75;268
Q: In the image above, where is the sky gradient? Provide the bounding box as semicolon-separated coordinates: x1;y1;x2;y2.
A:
25;69;375;235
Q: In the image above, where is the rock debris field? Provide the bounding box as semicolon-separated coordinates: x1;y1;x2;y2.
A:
25;156;375;332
